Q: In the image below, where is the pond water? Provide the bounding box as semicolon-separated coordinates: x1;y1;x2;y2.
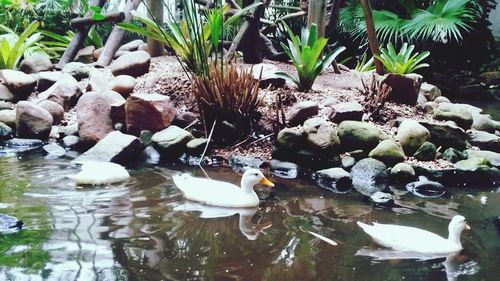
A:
0;150;499;281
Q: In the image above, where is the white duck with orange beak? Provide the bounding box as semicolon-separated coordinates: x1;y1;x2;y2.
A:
172;168;274;208
357;215;471;255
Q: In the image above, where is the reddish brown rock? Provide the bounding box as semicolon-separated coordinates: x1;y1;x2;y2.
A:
76;92;113;144
15;101;53;139
125;93;177;135
38;100;65;125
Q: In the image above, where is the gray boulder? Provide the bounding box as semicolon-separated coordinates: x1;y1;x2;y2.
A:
432;103;473;129
341;155;356;170
419;82;441;101
269;160;299;179
110;51;151;77
0;109;16;128
414;141;437;161
0;69;36;96
229;154;265;170
0;84;15;101
337;121;388;151
0;121;13;140
186;138;209;155
351;158;388;195
86;69;110;93
434;96;451;104
303;117;340;152
313;167;352;193
276;126;304;150
465;150;500;168
396;119;430;155
390;162;415;182
15;101;53;140
454;157;492;172
118;39;144;52
62;135;80;148
368;139;406;165
74;131;141;164
19;54;53;74
472;114;497;133
419;121;467;149
467;130;500;152
442;147;466;163
328;101;364;123
151;125;194;157
74;46;95;63
287;101;318;126
62;62;91;80
422;101;438;114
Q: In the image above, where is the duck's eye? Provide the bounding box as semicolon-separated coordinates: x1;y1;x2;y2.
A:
254;173;259;176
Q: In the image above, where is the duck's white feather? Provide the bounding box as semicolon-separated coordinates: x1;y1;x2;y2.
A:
357;221;462;254
172;173;259;208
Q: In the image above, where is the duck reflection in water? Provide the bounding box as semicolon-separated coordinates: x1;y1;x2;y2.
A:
173;201;272;240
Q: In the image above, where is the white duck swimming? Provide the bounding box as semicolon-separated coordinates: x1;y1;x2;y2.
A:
357;215;470;256
172;169;274;208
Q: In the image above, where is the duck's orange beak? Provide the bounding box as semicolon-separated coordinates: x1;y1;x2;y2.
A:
259;177;274;187
465;223;471;230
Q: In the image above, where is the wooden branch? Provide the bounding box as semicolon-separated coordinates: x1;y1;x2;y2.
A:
56;0;106;69
147;0;164;57
70;12;125;29
96;0;142;67
225;0;264;62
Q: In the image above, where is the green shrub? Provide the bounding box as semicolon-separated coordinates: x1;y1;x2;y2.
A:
275;23;345;92
0;21;45;69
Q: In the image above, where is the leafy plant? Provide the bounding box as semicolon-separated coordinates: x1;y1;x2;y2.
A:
338;0;480;44
119;1;262;75
354;53;375;72
375;42;430;74
0;20;44;69
275;23;346;92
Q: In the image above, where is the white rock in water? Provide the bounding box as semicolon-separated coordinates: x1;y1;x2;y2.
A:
75;161;130;185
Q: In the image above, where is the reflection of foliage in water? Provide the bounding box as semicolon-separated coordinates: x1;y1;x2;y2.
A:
0;159;51;275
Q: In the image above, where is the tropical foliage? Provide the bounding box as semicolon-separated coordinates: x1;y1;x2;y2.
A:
338;0;481;45
275;23;346;92
375;43;430;74
119;1;262;75
0;21;45;69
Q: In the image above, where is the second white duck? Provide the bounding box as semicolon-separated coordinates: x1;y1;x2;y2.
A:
172;168;274;208
357;215;471;255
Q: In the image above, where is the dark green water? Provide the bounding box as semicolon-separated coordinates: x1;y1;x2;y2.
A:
0;151;499;281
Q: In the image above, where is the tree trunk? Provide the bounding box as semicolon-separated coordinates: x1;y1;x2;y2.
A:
70;12;125;29
96;0;142;67
307;0;327;37
360;0;384;75
56;0;106;69
147;0;165;57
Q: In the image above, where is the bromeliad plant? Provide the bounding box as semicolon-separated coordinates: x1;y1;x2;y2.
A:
375;42;430;74
275;23;346;92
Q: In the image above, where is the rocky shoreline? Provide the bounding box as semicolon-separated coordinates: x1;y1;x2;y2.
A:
1;41;499;199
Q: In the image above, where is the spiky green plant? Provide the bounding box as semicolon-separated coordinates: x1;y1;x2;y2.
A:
375;42;430;74
354;53;375;72
274;23;346;92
